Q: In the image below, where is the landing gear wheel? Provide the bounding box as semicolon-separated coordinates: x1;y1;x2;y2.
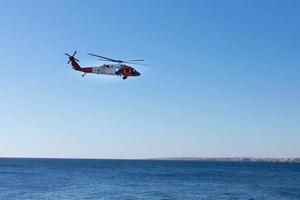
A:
122;76;128;80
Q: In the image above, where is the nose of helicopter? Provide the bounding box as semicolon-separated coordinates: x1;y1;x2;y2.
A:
135;71;141;76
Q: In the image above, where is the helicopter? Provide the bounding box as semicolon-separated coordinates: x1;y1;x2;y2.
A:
65;51;146;79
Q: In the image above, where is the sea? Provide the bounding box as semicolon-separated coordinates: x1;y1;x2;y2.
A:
0;158;299;200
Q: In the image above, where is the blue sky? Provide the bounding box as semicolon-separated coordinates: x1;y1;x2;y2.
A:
1;0;299;158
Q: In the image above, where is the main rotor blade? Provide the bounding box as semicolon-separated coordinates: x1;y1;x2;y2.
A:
126;59;144;62
123;61;149;66
98;58;111;62
87;53;121;62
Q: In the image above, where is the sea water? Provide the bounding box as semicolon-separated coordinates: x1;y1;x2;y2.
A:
0;158;299;200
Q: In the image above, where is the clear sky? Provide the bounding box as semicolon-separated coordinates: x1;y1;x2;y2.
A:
1;0;300;159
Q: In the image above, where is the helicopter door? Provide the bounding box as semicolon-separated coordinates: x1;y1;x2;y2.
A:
104;65;116;75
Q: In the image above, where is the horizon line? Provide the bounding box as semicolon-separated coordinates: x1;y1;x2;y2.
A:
1;156;300;161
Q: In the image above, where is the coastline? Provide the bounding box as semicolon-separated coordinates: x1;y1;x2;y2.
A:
148;157;300;163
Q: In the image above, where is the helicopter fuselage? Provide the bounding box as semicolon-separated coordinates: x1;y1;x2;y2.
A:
92;64;122;75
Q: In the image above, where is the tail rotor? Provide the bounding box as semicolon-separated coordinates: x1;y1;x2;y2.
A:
65;51;79;64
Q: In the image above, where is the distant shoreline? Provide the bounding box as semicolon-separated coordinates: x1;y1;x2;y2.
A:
0;157;300;163
148;157;300;163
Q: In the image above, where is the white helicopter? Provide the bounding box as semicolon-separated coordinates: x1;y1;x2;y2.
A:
65;51;146;79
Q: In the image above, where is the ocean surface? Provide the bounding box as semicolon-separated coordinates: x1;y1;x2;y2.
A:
0;158;299;200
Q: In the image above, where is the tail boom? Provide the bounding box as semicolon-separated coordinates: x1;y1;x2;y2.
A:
71;60;92;73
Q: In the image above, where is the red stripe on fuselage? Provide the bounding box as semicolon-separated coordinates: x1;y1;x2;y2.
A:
71;60;81;70
80;67;93;73
70;60;92;73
